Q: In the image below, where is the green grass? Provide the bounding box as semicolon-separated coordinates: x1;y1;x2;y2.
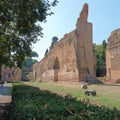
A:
25;82;85;98
25;82;120;109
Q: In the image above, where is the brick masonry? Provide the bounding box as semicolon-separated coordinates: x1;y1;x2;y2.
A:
32;3;96;82
106;29;120;83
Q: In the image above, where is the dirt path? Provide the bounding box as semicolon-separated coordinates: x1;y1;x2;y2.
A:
0;83;12;120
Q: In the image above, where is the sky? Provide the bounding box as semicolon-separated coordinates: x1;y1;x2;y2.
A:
33;0;120;61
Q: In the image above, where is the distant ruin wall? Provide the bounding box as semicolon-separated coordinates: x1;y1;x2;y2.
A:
33;31;79;82
106;29;120;82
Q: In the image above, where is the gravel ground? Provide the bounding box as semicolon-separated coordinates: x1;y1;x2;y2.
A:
0;83;12;104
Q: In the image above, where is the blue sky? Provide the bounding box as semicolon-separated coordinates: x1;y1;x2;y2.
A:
33;0;120;60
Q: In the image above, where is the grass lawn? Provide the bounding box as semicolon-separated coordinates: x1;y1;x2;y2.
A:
25;81;120;109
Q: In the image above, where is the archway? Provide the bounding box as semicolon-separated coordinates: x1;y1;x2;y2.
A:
53;57;60;82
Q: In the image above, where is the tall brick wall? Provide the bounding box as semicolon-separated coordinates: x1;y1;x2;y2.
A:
106;29;120;82
32;3;95;82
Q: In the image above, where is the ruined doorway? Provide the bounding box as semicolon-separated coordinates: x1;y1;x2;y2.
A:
53;57;60;82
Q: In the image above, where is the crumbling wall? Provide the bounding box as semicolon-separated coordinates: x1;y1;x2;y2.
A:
32;3;95;82
106;29;120;82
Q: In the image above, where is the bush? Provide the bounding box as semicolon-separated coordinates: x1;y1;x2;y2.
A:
10;84;120;120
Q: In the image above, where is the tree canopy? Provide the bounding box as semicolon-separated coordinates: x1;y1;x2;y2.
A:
22;51;38;69
0;0;58;68
44;49;49;57
30;51;39;58
44;36;58;58
49;36;58;50
94;40;107;76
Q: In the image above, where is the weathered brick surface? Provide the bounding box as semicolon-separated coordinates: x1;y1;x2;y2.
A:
33;3;96;82
1;65;21;82
106;29;120;82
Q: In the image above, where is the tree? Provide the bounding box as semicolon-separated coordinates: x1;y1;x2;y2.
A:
102;40;107;50
44;49;49;57
93;40;107;76
22;51;38;81
30;51;39;58
0;0;58;69
101;40;107;65
49;36;58;50
22;51;38;68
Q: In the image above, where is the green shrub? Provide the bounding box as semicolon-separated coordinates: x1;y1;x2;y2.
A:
10;84;120;120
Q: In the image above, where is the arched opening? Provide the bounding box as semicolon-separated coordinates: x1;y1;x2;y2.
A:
53;57;60;82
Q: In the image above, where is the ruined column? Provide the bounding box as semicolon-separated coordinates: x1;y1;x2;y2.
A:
74;3;95;81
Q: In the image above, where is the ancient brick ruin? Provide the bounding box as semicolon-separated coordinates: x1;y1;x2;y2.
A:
1;65;21;82
106;29;120;83
32;3;96;82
